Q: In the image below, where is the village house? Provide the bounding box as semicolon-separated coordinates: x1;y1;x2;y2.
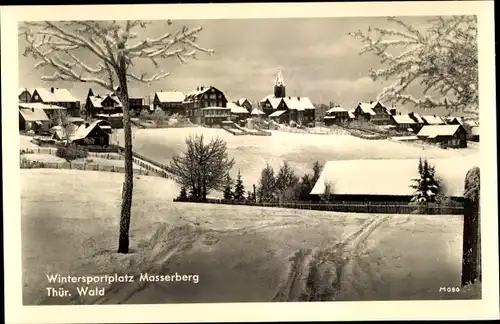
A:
69;120;111;146
85;88;123;117
153;91;185;115
114;86;144;112
417;124;468;148
183;86;228;125
309;157;476;203
470;126;479;142
353;101;392;125
29;87;80;117
421;115;446;125
323;106;355;126
200;107;231;126
251;108;267;118
228;102;250;122
19;88;33;103
259;71;316;125
235;98;252;112
19;102;67;126
19;106;50;134
390;114;418;132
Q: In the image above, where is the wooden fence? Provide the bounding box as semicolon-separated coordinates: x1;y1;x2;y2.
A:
173;198;464;215
20;160;153;176
21;147;125;160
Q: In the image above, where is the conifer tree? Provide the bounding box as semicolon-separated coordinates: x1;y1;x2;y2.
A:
223;174;234;200
233;170;245;201
410;158;440;203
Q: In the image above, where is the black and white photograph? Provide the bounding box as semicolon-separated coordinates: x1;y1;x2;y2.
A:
2;1;498;323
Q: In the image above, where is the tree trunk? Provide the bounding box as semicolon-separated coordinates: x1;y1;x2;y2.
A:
461;167;480;286
117;55;134;254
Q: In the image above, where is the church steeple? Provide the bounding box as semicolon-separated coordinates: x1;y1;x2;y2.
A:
274;70;286;98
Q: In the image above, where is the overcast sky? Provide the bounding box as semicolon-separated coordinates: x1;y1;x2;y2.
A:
19;16;449;113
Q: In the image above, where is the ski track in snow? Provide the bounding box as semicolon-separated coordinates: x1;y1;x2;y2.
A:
58;218;316;305
272;214;389;302
38;214;387;305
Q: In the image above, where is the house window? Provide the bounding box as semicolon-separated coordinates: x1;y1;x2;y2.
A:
210;94;217;100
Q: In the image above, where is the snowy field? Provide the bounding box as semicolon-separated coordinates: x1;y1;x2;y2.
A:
21;169;479;305
114;127;479;191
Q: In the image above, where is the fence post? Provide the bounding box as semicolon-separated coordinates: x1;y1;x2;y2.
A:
461;167;480;287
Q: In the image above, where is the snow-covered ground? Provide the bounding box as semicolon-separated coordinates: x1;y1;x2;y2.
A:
114;127;479;191
21;169;479;305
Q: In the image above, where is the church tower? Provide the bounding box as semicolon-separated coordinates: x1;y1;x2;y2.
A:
274;70;286;98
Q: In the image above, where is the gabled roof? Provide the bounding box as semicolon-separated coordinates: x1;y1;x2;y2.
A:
33;88;78;103
19;102;66;110
417;124;463;137
251;108;266;115
348;110;355;119
421;115;445;125
392;114;417;125
237;98;250;106
227;102;249;114
184;86;224;102
88;96;103;108
326;107;348;114
155;91;185;103
409;112;425;123
70;120;109;141
269;110;287;117
357;102;376;116
463;120;479;127
310;156;478;197
283;97;315;111
19;107;50;121
444;116;464;125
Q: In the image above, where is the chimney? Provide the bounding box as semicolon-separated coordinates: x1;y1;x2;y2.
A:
370;100;373;104
85;122;90;128
298;97;301;101
32;108;34;112
390;109;396;115
289;96;291;99
50;87;55;93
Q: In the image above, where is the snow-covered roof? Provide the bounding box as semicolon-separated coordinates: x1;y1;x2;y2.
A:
358;102;376;116
200;106;230;110
89;96;103;108
269;110;287;117
19;102;66;110
156;91;185;103
227;102;249;114
444;116;464;125
463;120;479;127
348;110;355;119
33;88;78;103
70;120;109;141
470;126;479;136
260;95;283;109
326;107;348;114
392;115;417;124
310;156;478;197
417;124;463;137
421;115;445;125
283;97;315;111
19;107;49;121
409;112;425;123
237;98;249;106
251;108;266;115
391;136;419;141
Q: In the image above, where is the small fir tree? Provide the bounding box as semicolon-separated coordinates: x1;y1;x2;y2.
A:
223;174;234;200
233;170;245;201
410;158;440;203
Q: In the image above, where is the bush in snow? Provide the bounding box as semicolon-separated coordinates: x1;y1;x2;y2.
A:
56;144;88;163
410;158;440;204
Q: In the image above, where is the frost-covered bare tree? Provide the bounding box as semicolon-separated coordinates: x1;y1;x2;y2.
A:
350;16;478;116
20;20;214;253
